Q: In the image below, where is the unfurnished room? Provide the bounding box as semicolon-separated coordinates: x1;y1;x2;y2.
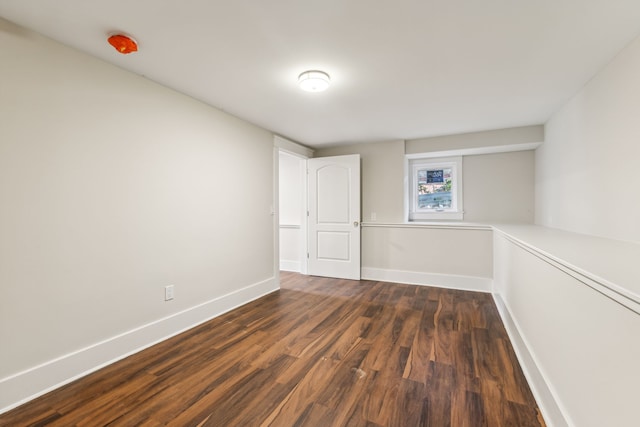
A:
1;1;639;426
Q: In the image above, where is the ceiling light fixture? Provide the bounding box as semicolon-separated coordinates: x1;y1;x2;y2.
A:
108;34;138;54
298;70;330;92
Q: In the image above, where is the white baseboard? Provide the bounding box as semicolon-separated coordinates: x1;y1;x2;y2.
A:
492;293;569;427
361;267;492;293
279;259;301;272
0;277;278;414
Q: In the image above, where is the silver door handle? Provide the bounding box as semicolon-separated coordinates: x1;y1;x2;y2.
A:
353;221;359;227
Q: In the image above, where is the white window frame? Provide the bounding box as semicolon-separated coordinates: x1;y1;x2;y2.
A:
405;155;464;221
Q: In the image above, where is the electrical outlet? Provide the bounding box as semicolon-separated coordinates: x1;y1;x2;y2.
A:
165;285;174;301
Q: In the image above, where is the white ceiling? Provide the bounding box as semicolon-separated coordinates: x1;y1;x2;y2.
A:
1;1;640;148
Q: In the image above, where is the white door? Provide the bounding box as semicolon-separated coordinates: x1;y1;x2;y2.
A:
307;154;361;280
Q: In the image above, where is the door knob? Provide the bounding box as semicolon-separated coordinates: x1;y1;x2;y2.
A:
353;221;359;227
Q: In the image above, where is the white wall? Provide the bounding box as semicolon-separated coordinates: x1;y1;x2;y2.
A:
279;151;304;271
536;34;640;243
279;151;303;226
406;125;543;154
315;131;535;291
463;151;535;223
495;31;640;427
493;228;640;427
315;140;405;223
0;25;275;410
362;224;493;291
317;129;537;225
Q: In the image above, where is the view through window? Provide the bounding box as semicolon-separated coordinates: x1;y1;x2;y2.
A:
407;156;463;221
417;167;452;210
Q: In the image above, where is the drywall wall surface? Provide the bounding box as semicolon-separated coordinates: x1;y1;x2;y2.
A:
536;33;640;243
317;140;534;224
279;228;301;271
278;151;304;271
315;140;405;223
279;151;303;226
0;26;274;382
406;125;543;154
463;151;535;223
493;230;640;427
363;226;493;279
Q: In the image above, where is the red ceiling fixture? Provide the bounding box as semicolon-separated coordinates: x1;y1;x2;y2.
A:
107;34;138;54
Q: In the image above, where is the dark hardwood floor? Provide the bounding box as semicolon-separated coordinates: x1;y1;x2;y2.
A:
0;272;545;426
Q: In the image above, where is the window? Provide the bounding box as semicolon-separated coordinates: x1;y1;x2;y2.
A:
406;156;463;221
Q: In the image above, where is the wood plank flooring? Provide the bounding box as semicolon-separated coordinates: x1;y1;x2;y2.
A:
0;272;546;426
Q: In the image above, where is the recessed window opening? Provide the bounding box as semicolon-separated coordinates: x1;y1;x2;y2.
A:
406;156;463;221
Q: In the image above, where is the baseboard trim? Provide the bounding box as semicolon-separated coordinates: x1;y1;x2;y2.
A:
0;276;278;414
279;260;301;272
361;267;492;293
492;293;569;427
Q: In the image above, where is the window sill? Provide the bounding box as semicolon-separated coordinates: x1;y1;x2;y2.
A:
361;222;492;231
409;211;464;221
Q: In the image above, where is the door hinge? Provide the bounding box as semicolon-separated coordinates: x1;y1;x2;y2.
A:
307;210;309;217
307;253;309;258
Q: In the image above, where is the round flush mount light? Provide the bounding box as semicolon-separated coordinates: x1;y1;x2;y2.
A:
298;70;330;92
108;34;138;54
